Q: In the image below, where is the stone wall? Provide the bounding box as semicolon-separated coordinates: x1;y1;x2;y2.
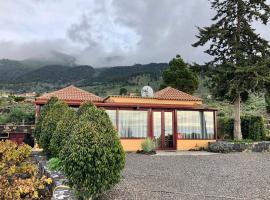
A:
33;151;77;200
208;141;270;153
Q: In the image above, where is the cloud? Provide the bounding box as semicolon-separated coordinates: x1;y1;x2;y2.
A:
0;0;269;67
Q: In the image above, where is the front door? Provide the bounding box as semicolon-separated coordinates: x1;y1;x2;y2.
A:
153;111;174;150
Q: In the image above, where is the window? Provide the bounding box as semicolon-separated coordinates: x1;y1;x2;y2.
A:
105;110;117;127
118;110;148;138
203;111;214;139
177;111;214;139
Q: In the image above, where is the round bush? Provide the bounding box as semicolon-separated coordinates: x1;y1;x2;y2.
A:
39;100;69;154
49;108;76;156
60;102;125;199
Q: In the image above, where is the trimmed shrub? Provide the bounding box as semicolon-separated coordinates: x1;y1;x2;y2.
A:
218;115;266;141
49;108;76;156
39;100;69;154
33;97;59;142
59;102;125;199
141;137;154;152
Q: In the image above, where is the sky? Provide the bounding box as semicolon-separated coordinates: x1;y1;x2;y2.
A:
0;0;269;67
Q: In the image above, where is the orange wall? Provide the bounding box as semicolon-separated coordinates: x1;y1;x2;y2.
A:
120;139;144;151
121;139;216;151
177;140;215;150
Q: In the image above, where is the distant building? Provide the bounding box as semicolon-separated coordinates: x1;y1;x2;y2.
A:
34;85;217;151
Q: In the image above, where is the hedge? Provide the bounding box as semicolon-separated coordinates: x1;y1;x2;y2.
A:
218;115;266;141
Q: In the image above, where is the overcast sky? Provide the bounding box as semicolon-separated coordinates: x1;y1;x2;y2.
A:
0;0;269;67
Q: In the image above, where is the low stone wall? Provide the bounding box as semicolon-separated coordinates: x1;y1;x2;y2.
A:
32;151;77;200
208;141;270;153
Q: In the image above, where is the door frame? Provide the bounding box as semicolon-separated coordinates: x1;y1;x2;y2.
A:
152;110;176;150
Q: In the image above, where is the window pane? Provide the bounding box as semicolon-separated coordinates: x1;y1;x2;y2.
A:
153;112;162;148
119;110;148;138
105;110;117;127
177;111;215;140
177;111;201;139
203;111;214;139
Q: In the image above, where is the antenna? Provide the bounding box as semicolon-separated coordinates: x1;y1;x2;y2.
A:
141;86;154;97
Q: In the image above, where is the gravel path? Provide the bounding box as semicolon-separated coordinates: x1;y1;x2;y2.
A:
99;152;270;200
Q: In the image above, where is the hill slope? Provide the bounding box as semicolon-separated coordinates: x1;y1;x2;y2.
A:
0;59;168;94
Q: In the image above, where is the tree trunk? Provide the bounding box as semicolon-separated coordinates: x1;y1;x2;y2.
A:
234;93;242;140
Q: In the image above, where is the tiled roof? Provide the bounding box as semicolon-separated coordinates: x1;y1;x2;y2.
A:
36;85;103;102
154;87;201;101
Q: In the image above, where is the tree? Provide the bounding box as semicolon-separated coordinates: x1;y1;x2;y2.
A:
39;100;69;154
49;108;77;156
33;97;58;142
193;0;270;139
119;87;128;95
59;102;125;199
161;55;199;94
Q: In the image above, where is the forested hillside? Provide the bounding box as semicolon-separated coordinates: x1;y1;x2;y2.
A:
0;59;168;95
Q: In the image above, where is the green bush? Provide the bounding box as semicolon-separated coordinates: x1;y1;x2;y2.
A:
141;137;154;152
39;100;69;154
33;97;59;142
218;115;266;141
59;102;125;199
48;157;63;171
49;108;76;156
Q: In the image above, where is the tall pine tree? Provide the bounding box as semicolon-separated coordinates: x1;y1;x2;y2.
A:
193;0;270;139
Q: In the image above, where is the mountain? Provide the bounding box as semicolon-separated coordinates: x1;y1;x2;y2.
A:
16;65;95;84
0;59;32;82
0;58;168;94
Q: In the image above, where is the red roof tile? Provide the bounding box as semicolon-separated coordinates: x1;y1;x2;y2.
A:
36;85;103;102
154;87;201;101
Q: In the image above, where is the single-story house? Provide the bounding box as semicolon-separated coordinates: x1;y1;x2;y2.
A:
34;85;217;151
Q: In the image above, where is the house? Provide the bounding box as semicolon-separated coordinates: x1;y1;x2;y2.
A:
34;85;217;151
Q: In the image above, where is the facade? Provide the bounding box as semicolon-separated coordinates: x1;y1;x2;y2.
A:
34;85;217;151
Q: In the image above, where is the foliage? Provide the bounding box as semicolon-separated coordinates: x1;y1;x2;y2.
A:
0;140;52;199
0;101;35;125
47;157;63;171
59;102;125;199
161;55;199;94
141;137;154;153
119;87;128;95
49;108;76;156
218;116;266;141
33;97;59;144
6;106;35;124
12;96;26;102
39;100;69;155
193;0;270;139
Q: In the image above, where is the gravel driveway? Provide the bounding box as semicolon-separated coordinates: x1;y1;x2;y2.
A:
99;152;270;200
